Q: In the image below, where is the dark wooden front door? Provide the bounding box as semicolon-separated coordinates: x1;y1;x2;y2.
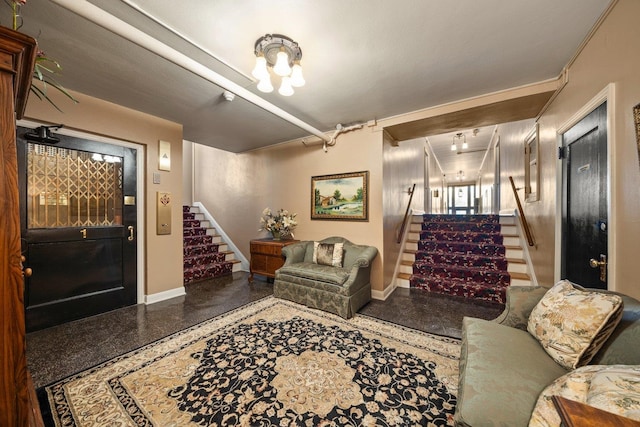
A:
562;102;608;289
17;127;137;331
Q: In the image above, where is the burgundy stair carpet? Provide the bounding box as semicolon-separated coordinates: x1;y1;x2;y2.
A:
183;206;232;285
410;214;510;305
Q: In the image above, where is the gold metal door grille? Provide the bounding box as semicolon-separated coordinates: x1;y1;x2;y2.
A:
27;143;123;228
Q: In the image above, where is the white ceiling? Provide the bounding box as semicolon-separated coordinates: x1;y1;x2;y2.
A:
19;0;611;175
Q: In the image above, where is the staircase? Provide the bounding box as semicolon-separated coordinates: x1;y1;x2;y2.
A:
397;213;532;305
183;205;241;285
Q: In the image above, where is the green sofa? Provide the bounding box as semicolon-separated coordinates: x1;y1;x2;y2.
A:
454;285;640;427
273;237;378;318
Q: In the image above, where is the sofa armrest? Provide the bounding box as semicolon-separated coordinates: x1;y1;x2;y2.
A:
341;246;377;291
493;286;548;330
281;242;308;266
346;246;378;269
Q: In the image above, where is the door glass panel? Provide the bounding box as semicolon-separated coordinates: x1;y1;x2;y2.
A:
27;143;123;228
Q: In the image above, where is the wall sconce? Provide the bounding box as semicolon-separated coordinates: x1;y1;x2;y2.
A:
433;189;439;198
159;140;171;171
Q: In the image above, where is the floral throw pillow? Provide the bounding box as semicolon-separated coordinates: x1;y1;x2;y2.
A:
313;242;344;267
527;280;623;370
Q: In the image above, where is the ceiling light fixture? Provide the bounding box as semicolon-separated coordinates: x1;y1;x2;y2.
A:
457;170;465;181
253;34;304;96
451;132;469;151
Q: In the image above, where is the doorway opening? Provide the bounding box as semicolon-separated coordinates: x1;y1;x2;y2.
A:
447;184;476;215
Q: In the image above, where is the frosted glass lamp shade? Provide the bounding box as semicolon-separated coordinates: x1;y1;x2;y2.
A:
273;50;292;76
252;56;269;80
290;62;305;87
257;76;274;93
278;76;294;96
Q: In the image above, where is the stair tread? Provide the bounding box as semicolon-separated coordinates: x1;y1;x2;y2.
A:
184;261;233;272
506;257;526;264
509;271;530;280
398;272;412;280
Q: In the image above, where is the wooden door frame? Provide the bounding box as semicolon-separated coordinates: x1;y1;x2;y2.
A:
555;83;616;289
18;119;146;304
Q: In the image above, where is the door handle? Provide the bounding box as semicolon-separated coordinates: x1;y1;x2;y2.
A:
80;228;87;239
128;225;135;241
21;255;32;278
589;254;607;282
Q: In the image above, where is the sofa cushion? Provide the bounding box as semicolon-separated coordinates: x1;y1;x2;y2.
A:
455;317;569;427
313;241;344;267
529;365;640;427
277;262;350;286
528;280;624;369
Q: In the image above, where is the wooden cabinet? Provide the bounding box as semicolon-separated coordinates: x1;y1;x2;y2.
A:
0;26;39;427
249;239;299;282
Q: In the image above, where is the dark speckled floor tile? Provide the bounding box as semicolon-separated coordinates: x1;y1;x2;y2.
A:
27;272;502;389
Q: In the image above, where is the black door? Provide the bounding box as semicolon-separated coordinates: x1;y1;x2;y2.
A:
562;102;608;289
17;127;137;331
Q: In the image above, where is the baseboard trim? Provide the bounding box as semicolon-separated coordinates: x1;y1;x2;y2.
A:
145;286;186;305
371;282;397;301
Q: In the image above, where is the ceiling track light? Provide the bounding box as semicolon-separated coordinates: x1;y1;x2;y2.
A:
253;34;305;96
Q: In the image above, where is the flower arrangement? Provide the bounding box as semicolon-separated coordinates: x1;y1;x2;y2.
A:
259;208;297;240
5;0;78;111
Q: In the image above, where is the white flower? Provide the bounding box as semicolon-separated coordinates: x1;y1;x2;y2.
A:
258;207;298;234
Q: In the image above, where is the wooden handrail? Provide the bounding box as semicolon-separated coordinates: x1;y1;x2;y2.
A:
509;176;535;247
397;183;416;244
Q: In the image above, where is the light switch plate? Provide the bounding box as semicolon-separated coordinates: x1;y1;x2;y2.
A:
153;172;161;184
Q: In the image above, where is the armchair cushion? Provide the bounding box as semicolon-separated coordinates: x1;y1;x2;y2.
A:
529;365;640;427
277;262;351;289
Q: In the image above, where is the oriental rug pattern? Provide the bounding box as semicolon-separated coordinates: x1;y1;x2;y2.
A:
42;297;461;426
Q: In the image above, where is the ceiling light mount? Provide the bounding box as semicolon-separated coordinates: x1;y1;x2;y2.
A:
253;34;305;96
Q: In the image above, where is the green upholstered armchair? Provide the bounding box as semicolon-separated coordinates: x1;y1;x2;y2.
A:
273;236;378;318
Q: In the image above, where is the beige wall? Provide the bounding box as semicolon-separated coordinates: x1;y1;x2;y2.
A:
193;126;386;292
498;0;640;300
24;90;184;297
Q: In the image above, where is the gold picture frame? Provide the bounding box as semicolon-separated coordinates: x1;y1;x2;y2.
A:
311;171;369;221
634;103;640;171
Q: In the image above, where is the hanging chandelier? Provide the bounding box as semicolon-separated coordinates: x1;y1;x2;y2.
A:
252;34;305;96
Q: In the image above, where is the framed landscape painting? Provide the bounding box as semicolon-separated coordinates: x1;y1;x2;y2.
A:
311;171;369;221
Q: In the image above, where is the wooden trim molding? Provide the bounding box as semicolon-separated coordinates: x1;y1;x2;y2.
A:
0;26;38;426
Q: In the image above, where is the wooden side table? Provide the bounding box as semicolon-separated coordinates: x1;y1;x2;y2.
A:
552;395;640;427
249;239;299;282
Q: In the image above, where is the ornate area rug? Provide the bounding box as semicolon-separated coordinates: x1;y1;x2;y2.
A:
41;297;461;426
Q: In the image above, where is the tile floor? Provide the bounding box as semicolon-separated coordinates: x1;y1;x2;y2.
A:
26;272;503;389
